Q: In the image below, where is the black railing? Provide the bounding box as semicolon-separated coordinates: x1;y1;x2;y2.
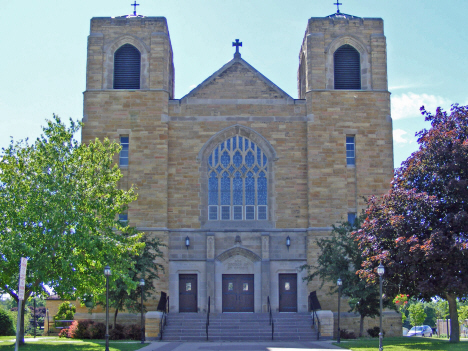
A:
206;296;211;341
267;296;274;340
309;295;321;340
159;296;169;341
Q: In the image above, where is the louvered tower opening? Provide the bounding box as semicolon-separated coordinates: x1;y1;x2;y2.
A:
334;44;361;90
113;44;141;89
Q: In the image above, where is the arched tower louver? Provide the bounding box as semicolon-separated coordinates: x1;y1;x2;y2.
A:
334;44;361;90
113;44;141;89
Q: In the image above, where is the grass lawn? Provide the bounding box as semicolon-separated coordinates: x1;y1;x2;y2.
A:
334;336;468;351
0;336;147;351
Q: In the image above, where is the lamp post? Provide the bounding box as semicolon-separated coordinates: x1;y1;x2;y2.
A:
33;296;36;338
104;265;111;351
337;278;342;343
140;279;145;344
377;263;385;351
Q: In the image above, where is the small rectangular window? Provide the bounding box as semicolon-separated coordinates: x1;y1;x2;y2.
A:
245;206;255;220
119;213;128;222
221;206;230;220
208;206;218;220
120;136;129;167
346;136;355;166
258;206;267;220
233;206;243;220
347;212;356;225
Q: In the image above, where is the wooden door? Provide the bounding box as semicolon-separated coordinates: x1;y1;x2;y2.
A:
222;274;254;312
279;273;297;312
179;274;197;312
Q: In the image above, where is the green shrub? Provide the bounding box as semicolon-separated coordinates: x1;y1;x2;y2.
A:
86;322;106;339
68;320;92;339
367;326;386;338
339;329;357;339
123;324;142;340
0;307;16;336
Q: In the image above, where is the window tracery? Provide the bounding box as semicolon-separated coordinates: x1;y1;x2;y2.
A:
207;135;268;221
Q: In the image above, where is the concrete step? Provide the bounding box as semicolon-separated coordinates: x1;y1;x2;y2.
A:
161;312;318;342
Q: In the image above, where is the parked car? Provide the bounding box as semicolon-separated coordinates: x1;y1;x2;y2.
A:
407;325;433;337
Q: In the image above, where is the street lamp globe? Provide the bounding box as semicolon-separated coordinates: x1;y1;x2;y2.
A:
377;263;385;276
104;265;112;276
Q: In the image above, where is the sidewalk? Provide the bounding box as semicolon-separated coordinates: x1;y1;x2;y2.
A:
137;340;349;351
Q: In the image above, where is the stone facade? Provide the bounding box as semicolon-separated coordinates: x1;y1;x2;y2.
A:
72;10;399;338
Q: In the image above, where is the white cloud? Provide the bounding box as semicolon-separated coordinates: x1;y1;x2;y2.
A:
391;92;451;120
393;129;412;144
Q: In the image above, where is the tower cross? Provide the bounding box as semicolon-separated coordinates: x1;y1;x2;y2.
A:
334;1;343;13
232;39;242;58
131;1;140;16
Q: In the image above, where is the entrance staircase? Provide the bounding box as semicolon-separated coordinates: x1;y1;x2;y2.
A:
161;312;319;341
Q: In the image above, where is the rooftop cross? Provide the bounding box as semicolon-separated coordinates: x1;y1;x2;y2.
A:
334;1;343;13
232;39;242;58
131;1;140;16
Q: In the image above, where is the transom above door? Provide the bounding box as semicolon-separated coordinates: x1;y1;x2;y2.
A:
222;274;254;312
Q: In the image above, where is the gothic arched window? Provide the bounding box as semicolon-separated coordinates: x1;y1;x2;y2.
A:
334;44;361;90
113;44;141;89
208;135;268;221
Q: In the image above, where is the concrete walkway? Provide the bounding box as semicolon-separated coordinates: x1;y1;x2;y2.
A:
137;341;349;351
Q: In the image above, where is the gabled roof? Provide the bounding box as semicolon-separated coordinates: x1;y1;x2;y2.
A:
181;55;293;101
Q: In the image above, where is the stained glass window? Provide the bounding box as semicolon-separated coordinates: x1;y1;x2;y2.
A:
207;135;268;221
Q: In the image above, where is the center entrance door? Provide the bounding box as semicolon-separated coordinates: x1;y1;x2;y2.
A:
222;274;254;312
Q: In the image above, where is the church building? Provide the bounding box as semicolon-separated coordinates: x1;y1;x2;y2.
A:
79;4;397;338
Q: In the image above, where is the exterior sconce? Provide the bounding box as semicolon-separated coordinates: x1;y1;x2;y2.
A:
286;236;291;250
185;236;190;250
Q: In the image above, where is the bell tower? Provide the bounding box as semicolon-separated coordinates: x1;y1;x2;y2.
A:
82;15;174;229
301;11;394;293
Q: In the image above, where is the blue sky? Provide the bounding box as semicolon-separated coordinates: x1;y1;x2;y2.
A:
1;0;467;168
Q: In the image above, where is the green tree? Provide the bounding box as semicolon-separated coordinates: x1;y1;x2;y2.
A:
458;306;468;330
434;299;449;320
356;105;468;342
303;215;389;337
0;116;144;344
0;307;16;336
105;233;164;327
53;302;76;328
408;302;427;327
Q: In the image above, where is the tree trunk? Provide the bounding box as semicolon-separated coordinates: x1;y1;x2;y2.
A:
17;299;26;346
114;308;119;329
359;314;364;337
446;294;460;343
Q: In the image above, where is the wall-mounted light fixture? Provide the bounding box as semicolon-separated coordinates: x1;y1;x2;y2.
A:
185;236;190;250
286;236;291;250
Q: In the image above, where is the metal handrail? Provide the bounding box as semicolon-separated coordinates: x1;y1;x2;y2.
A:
159;296;169;341
267;296;274;340
309;295;321;340
206;296;211;341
